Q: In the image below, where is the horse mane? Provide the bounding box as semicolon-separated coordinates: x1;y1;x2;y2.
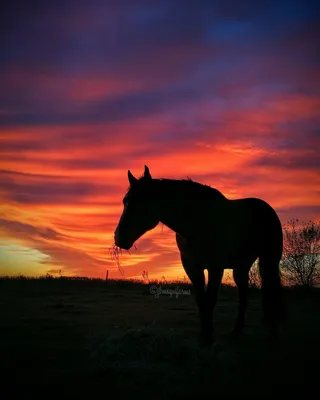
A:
125;175;227;202
157;177;227;202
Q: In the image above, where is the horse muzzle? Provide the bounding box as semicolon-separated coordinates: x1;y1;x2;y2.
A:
114;230;133;250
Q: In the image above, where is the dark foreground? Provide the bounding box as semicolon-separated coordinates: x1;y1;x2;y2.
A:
0;277;319;398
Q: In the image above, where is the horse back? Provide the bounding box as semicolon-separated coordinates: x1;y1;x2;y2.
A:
176;197;282;265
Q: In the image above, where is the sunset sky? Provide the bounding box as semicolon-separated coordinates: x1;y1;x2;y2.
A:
1;0;319;281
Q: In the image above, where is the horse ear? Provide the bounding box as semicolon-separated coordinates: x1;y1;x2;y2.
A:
128;170;137;186
144;165;152;180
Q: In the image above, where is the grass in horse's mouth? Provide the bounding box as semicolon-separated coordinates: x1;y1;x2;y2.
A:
109;243;138;276
109;243;124;276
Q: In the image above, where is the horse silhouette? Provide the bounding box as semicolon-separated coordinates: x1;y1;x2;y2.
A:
114;165;286;345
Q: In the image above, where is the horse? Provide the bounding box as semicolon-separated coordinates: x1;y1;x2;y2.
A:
114;165;286;346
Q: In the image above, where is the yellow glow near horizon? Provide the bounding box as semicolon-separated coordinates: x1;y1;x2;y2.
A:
0;240;54;277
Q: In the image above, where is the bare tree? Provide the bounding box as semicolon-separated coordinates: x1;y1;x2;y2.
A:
281;219;320;288
248;260;261;289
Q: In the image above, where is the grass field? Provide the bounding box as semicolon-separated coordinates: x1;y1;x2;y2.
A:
0;276;319;398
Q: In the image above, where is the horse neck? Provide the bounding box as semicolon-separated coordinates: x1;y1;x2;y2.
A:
153;179;201;238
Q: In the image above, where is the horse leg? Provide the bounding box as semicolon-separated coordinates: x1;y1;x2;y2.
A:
204;267;224;343
195;277;212;346
180;254;210;345
232;267;250;338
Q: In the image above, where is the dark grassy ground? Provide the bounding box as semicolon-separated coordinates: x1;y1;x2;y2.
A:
0;276;319;398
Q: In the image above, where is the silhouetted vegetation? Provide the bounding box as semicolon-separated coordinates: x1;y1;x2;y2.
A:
282;219;320;288
248;260;261;288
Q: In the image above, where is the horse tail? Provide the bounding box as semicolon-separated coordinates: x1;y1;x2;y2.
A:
258;257;286;327
258;208;286;330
